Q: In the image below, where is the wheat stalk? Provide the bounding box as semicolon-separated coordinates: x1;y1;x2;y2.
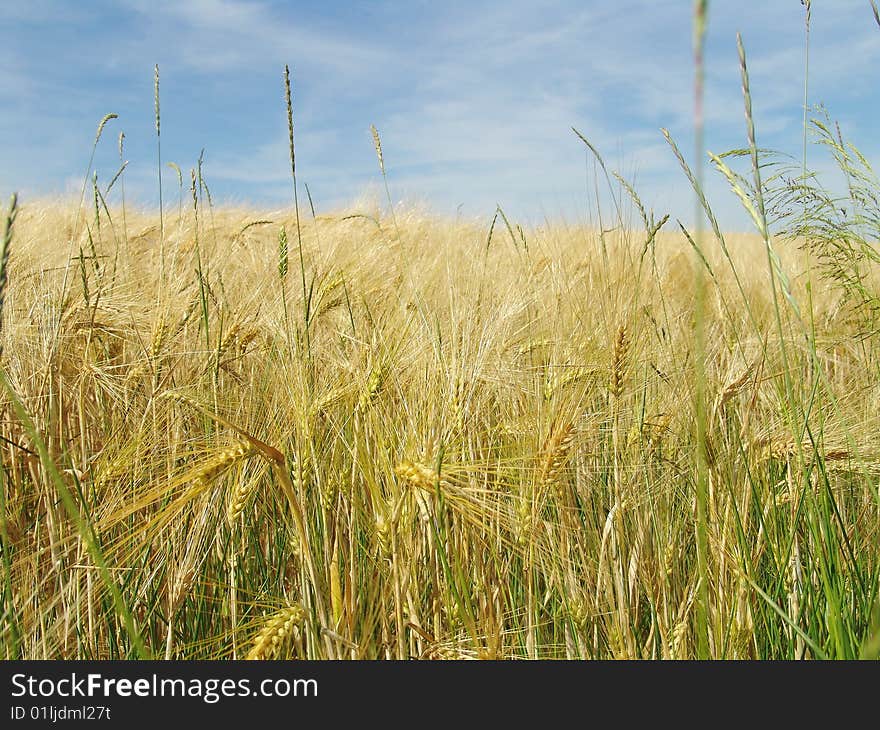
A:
283;65;310;364
0;193;17;357
154;65;164;272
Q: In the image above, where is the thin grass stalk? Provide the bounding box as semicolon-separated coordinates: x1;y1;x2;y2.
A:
117;132;129;252
284;65;311;372
692;0;711;659
797;0;814;660
155;65;165;279
168;162;183;230
0;194;18;657
191;169;210;351
737;34;801;441
196;150;219;262
371;124;405;248
0;193;16;357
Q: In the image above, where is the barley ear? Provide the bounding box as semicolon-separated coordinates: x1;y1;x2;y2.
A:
278;226;289;280
246;604;307;660
539;419;576;502
610;325;629;399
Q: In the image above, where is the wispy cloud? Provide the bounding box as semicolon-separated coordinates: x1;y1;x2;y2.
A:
116;0;393;80
2;0;879;230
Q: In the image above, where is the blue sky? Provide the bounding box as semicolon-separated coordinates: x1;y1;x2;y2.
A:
2;0;879;229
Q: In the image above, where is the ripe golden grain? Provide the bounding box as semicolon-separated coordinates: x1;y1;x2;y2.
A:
189;441;254;493
246;604;306;660
395;460;447;492
609;325;629;399
539;419;576;501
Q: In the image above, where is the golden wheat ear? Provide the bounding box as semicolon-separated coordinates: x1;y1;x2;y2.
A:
539;417;576;501
246;604;307;660
609;324;628;399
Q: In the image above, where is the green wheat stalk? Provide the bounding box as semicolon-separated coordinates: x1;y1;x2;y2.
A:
0;193;17;357
284;65;311;369
692;0;711;660
155;65;165;277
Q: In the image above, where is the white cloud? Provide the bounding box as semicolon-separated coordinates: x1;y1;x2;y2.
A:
3;0;879;230
117;0;393;79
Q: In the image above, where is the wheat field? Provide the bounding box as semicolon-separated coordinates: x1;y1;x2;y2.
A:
3;7;880;660
2;188;879;659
